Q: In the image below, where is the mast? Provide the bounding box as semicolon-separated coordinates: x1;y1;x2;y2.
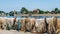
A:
14;10;16;18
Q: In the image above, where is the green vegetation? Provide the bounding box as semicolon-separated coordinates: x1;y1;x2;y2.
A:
0;11;5;14
0;7;60;16
9;11;17;16
20;7;29;14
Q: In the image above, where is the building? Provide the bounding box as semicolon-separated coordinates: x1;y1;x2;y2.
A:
33;9;39;14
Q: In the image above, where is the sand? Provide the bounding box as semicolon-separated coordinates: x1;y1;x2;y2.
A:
0;30;32;34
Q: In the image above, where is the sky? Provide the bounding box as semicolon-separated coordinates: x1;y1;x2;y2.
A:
0;0;60;13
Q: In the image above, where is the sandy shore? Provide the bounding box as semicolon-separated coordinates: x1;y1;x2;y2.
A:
17;14;60;16
0;30;48;34
0;30;32;34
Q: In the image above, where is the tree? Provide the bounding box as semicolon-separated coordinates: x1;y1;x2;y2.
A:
9;10;17;16
29;11;33;14
37;9;44;14
54;8;59;14
20;7;29;14
50;8;59;14
28;11;33;16
44;11;50;14
55;8;58;11
6;13;9;16
0;11;5;14
9;11;14;16
57;10;60;14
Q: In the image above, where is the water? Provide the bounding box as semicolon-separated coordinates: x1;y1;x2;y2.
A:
0;16;60;19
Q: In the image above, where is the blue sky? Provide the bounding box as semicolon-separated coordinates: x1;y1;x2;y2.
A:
0;0;60;13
